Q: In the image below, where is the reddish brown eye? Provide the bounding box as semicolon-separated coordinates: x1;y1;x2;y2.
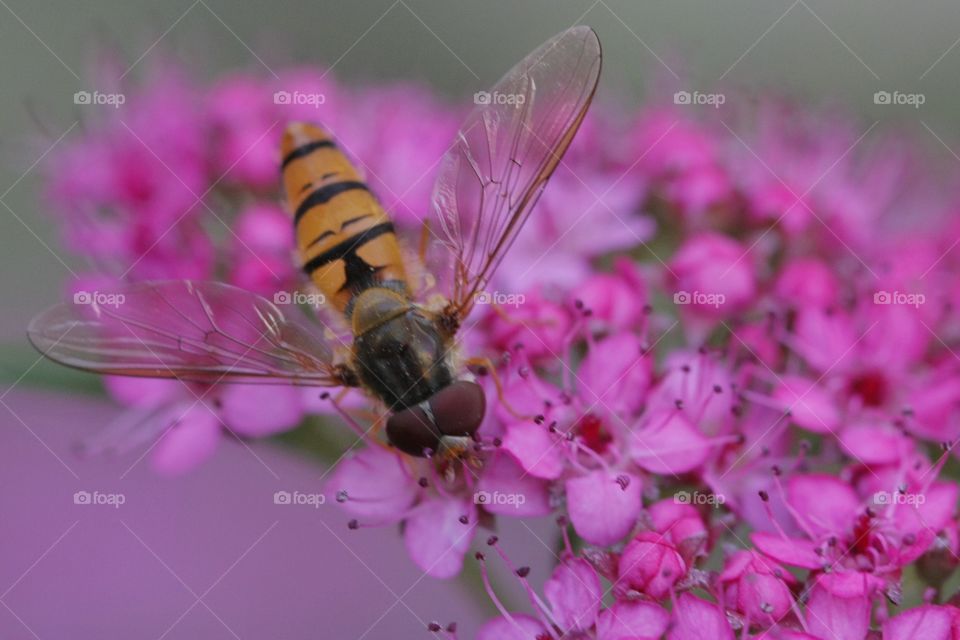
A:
386;405;440;457
385;381;486;456
430;380;486;439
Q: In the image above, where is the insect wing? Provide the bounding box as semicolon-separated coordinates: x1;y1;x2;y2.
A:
429;26;602;317
27;280;345;386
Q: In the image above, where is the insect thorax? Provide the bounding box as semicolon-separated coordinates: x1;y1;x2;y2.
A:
350;287;454;411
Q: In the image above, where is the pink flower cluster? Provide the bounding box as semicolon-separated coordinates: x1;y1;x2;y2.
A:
43;60;960;639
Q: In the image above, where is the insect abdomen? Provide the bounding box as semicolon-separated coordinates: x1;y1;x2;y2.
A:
281;122;409;314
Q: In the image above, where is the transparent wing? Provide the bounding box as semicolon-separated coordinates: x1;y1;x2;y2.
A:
27;280;347;387
429;26;601;317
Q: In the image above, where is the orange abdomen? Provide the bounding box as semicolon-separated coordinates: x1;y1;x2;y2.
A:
280;122;409;314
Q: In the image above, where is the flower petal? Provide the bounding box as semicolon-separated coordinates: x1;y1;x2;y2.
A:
772;375;838;434
150;403;221;475
219;384;304;437
502;420;565;480
668;593;734;640
806;573;876;640
544;558;602;632
325;446;417;525
631;411;711;474
882;605;953;640
596;601;670;640
751;532;823;569
566;470;642;546
786;474;860;536
403;496;476;579
475;452;551;517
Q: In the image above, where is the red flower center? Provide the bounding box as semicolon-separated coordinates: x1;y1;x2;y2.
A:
576;413;613;453
849;370;888;407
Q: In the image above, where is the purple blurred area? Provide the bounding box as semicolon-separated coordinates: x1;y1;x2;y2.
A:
0;388;551;639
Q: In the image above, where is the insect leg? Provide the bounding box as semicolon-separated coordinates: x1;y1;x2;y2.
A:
464;356;529;420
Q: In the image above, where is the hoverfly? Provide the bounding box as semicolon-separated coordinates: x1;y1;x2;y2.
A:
28;26;602;459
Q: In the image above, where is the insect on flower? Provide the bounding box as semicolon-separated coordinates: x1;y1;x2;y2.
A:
27;26;602;461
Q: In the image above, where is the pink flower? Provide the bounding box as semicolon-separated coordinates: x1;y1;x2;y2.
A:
616;531;686;599
500;169;653;291
482;291;573;361
719;550;796;625
574;258;649;334
774;257;840;309
631;108;733;220
227;203;297;297
207;74;281;189
100;377;306;476
577;332;653;417
647;498;708;563
669;231;757;318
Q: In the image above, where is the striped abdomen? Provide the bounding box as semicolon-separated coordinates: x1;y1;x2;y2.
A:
280;122;409;314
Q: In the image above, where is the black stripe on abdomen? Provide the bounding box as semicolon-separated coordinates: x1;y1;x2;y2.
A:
294;181;371;225
302;222;396;274
281;140;336;169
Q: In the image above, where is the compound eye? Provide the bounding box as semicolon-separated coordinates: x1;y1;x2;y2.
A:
386;405;440;457
429;380;486;439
